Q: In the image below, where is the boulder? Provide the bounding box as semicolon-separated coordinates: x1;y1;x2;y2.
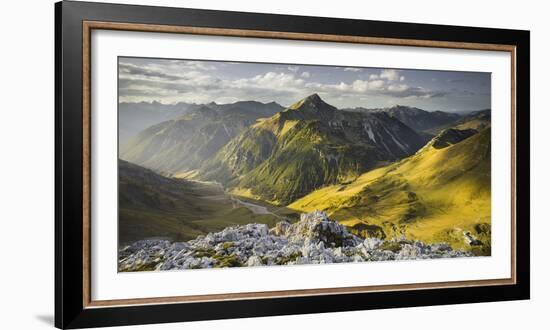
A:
246;255;264;267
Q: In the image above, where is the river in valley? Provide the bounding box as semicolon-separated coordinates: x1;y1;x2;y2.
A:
188;179;283;219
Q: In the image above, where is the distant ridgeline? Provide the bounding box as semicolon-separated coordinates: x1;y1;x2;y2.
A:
119;94;491;254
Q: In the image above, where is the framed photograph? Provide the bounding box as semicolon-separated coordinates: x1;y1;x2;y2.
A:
55;1;530;328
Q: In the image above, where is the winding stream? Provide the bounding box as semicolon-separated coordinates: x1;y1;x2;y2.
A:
188;179;282;218
230;196;282;218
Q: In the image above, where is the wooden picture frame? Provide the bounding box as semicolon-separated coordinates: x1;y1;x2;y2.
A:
55;1;530;328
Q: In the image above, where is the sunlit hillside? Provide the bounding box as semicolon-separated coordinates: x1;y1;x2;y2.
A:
289;128;491;254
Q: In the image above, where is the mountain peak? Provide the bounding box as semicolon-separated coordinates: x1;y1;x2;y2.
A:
289;93;335;112
304;93;323;103
266;101;283;108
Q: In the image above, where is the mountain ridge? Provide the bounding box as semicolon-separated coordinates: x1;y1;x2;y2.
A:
120;101;284;174
346;105;463;133
201;94;430;204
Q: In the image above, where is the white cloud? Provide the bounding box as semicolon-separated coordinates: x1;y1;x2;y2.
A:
287;66;299;72
344;67;362;72
387;84;409;92
353;80;384;92
150;60;217;72
237;72;305;89
380;69;400;81
119;59;446;105
307;78;384;94
368;80;386;90
305;77;443;100
176;60;217;71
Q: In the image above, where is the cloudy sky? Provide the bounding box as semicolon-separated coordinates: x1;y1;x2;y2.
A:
119;57;491;112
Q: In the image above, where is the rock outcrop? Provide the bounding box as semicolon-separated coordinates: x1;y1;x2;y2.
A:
118;211;472;272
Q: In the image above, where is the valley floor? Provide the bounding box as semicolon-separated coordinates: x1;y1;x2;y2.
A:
118;160;297;245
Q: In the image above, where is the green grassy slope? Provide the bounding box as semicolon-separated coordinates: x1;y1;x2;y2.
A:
289;128;491;253
118;160;284;244
235;120;387;203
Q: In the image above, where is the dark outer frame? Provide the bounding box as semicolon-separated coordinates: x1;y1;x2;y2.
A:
55;1;530;328
83;21;517;306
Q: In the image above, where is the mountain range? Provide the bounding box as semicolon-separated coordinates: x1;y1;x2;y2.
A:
121;101;283;174
119;101;202;147
119;93;491;253
346;105;462;133
201;94;429;204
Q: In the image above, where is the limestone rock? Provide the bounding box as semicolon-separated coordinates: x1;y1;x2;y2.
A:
118;211;473;271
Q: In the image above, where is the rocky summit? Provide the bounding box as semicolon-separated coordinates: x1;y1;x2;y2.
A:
118;211;473;272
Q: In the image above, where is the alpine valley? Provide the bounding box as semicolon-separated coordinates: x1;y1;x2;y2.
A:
118;94;491;271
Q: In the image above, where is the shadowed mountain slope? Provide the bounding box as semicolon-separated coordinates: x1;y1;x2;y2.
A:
425;109;491;134
347;105;462;133
120;101;283;174
118;159;282;244
119;101;202;147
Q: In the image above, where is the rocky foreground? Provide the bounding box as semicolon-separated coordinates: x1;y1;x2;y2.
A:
119;211;472;271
